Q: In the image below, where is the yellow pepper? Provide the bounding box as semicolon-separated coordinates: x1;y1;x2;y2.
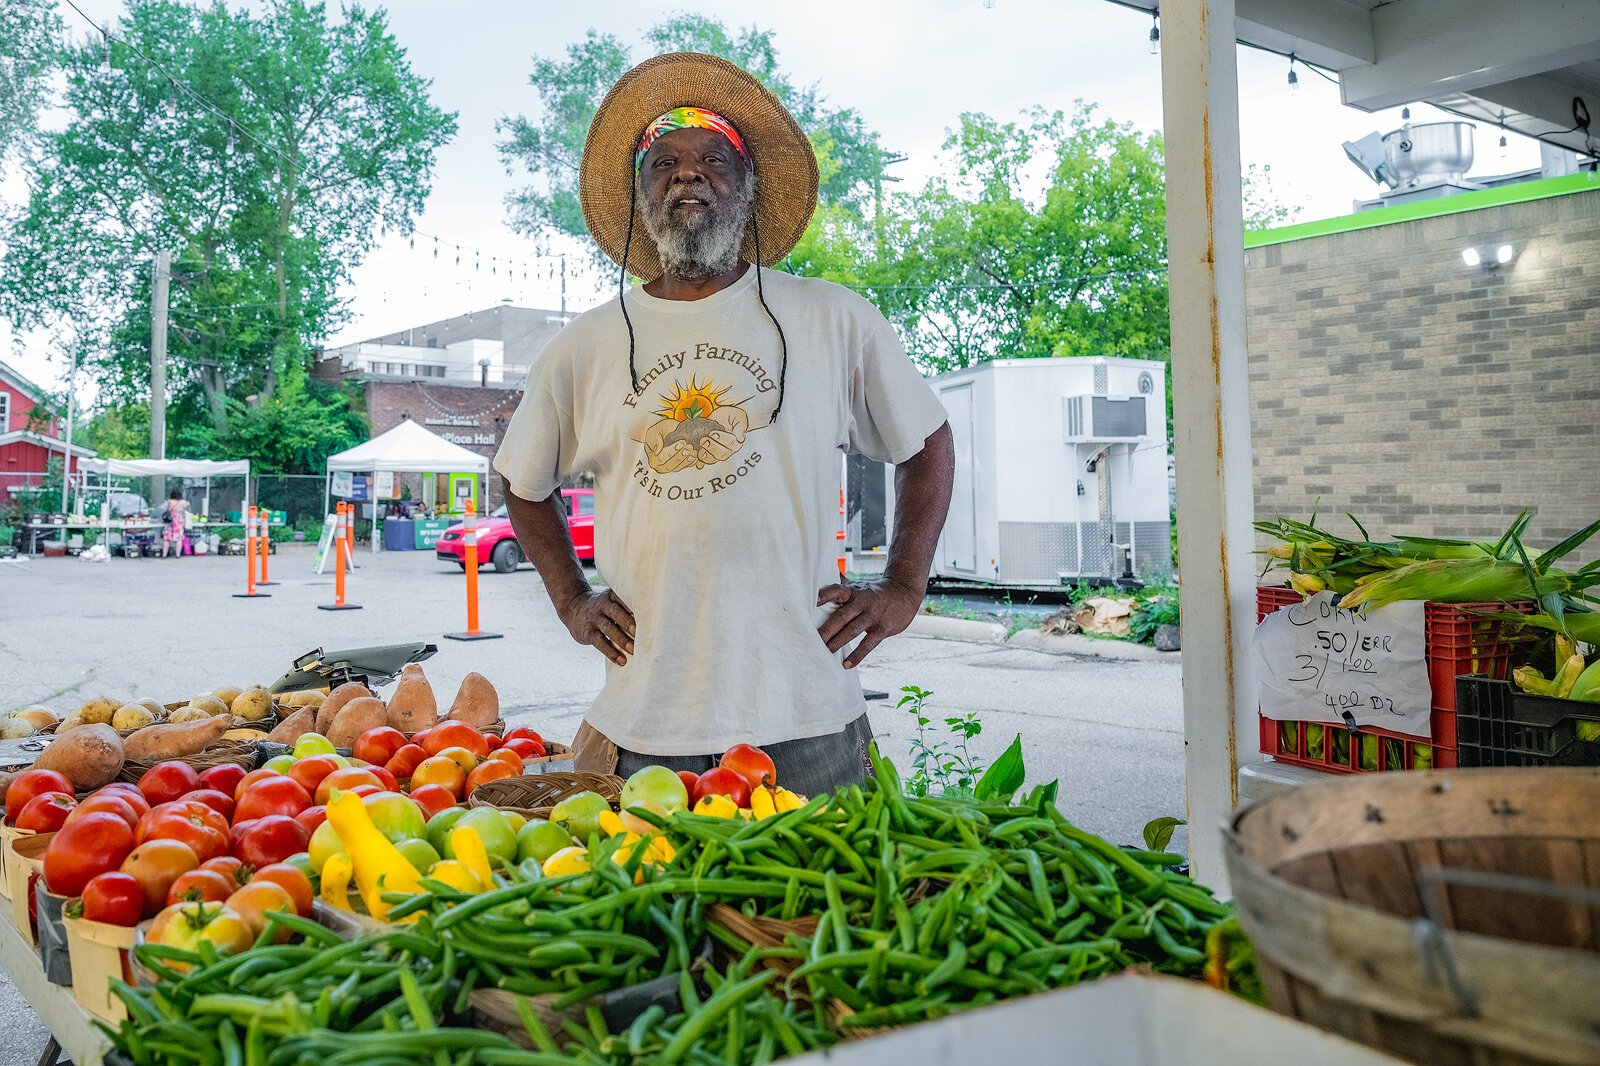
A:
750;786;777;819
543;846;589;877
450;827;494;888
425;860;483;893
325;791;423;923
692;794;738;819
773;788;805;813
320;854;354;911
598;811;629;838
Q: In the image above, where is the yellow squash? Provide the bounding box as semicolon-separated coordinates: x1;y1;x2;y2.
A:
325;791;423;922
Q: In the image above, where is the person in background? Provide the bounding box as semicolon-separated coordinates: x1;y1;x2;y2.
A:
159;489;189;558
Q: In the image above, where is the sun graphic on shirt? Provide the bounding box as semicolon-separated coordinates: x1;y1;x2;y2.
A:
656;376;733;422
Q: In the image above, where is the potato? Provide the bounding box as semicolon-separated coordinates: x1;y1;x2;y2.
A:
111;704;157;731
168;706;211;723
386;664;438;733
14;707;58;732
281;690;325;709
210;686;244;706
77;697;123;725
447;673;500;729
0;718;36;740
231;686;274;722
55;712;87;733
122;715;232;763
267;707;316;745
316;683;373;735
35;723;124;790
133;697;165;716
190;695;231;718
327;697;389;749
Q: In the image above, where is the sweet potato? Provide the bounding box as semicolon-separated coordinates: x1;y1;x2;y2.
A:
386;664;438;733
267;707;316;745
327;696;389;749
35;723;125;790
446;672;500;729
315;682;373;735
122;715;232;763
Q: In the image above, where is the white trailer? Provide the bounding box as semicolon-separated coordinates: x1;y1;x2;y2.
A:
930;357;1170;586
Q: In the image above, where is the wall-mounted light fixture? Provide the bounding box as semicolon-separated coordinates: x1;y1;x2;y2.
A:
1461;243;1515;270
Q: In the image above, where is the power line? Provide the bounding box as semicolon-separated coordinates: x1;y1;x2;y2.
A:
841;266;1168;293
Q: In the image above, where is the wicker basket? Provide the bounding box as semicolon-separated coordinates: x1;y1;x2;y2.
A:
116;739;258;783
467;771;623;820
471;946;708;1045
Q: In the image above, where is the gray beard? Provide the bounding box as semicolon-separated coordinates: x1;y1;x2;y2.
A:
638;171;756;283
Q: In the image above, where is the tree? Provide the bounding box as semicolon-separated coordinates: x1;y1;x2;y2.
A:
497;15;884;269
0;0;455;451
0;0;62;172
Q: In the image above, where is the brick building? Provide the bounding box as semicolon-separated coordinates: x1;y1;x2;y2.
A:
1245;174;1600;551
363;379;523;510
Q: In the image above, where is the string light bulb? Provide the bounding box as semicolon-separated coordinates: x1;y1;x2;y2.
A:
1287;55;1300;93
101;30;111;70
1401;106;1411;121
1148;10;1160;55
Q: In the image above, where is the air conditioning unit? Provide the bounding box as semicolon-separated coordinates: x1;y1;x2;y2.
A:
1063;395;1149;443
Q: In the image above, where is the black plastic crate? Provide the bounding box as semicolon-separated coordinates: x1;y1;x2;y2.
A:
1456;675;1600;767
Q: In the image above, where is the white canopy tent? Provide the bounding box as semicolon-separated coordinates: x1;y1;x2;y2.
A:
76;457;252;549
324;420;491;551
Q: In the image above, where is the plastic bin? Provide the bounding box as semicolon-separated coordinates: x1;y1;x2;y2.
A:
1256;586;1535;773
1455;675;1600;767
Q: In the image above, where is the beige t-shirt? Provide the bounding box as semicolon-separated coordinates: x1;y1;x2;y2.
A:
493;266;947;755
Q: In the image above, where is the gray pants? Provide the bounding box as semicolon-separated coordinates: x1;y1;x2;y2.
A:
615;714;874;797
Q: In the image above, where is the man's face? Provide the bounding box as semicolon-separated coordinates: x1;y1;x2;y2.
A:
637;127;756;282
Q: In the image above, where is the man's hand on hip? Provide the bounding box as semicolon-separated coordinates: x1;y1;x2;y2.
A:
556;588;636;666
816;579;922;669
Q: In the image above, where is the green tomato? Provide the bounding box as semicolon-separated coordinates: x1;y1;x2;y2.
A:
362;791;425;844
549;790;609;842
308;819;346;875
516;818;573;865
329;754;352;769
395;837;442;874
443;807;516;865
424;806;469;856
293;733;336;759
262;754;296;774
504;811;527;833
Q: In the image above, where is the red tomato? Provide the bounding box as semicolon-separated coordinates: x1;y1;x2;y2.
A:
184;789;235;822
693;766;752;808
464;759;517;796
137;802;229;862
502;738;545;761
231;815;310;867
196;763;248;797
200;855;247;885
120;838;200;916
353;727;408;766
421;722;488;759
720;744;777;790
384;744;428;780
67;793;141;830
137;762;200;807
235;777;312;822
81;871;145;926
346;784;382;799
6;769;74;823
250;862;313;917
367;765;399;792
166;869;234;906
487;748;524;772
483;732;504;751
294;805;327;835
286;755;342;796
676;769;700;794
407;784;457;819
503;727;544;747
233;768;285;804
44;811;136;896
410;727;432;750
226;880;297;942
15;792;75;832
314;768;381;806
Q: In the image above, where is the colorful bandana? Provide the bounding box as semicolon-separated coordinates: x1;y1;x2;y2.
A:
635;107;750;172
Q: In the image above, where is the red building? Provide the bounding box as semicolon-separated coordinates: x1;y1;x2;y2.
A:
0;360;96;509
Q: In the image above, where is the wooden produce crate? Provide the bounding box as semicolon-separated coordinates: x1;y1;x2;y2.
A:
5;830;52;947
64;915;137;1023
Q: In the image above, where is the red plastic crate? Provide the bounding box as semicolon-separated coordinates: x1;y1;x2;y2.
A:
1255;585;1535;774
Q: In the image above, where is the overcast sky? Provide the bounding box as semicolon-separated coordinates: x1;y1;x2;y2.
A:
2;0;1547;398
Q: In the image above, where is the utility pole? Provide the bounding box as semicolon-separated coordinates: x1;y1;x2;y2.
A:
559;255;567;317
59;352;78;514
150;249;171;503
873;151;907;253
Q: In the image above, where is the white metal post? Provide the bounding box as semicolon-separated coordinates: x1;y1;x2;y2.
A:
1159;0;1259;891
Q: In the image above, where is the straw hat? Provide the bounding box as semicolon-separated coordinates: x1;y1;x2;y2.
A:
579;52;819;282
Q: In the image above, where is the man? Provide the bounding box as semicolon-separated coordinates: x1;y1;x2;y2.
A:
494;53;954;794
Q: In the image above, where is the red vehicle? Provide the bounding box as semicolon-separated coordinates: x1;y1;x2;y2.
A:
435;489;593;572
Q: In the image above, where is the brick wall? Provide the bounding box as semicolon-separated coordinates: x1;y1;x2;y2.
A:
365;380;523;510
1245;186;1600;553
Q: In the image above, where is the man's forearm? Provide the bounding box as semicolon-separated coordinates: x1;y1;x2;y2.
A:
502;480;589;610
884;422;955;595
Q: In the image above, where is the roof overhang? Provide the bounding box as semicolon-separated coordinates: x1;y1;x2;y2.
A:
1115;0;1600;156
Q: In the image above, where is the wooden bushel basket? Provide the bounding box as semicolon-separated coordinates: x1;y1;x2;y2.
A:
1225;767;1600;1066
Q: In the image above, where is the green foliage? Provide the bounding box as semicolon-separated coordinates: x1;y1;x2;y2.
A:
1142;816;1185;852
1128;584;1180;645
497;15;883;267
211;371;368;474
897;685;988;798
0;0;61;171
1;0;454;449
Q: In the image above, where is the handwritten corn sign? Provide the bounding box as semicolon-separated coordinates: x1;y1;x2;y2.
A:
1255;590;1432;740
